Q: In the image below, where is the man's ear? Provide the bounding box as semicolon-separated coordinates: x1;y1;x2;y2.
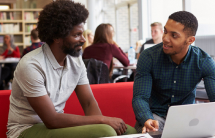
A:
187;36;195;45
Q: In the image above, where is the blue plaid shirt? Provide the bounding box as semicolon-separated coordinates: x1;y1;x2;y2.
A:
132;42;215;126
22;42;44;57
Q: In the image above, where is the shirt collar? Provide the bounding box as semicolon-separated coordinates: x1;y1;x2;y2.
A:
43;43;64;70
166;45;191;64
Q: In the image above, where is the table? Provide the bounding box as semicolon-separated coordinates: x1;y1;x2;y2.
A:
113;64;137;81
0;58;20;82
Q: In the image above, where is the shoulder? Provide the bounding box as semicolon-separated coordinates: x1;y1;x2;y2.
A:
142;42;163;56
67;54;85;68
190;45;214;66
19;47;44;68
138;43;163;63
190;45;210;58
145;39;154;44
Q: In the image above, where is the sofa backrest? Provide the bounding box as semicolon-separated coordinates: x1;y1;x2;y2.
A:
0;82;136;138
64;82;136;127
0;90;11;138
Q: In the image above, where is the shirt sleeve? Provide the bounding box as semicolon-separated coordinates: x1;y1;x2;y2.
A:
11;46;20;58
1;49;8;57
77;57;89;85
15;58;47;97
202;57;215;102
111;44;129;66
132;51;154;126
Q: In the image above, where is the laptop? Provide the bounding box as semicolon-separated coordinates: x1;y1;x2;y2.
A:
154;102;215;138
144;44;156;50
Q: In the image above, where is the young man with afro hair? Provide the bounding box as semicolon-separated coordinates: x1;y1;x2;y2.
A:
133;11;215;133
7;1;136;138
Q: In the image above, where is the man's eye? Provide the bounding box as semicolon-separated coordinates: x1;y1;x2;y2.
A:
172;35;177;38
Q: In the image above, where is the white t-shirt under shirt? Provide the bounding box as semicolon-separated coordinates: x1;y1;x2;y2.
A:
7;43;89;138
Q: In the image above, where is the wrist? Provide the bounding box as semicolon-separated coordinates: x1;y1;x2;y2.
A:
99;115;106;124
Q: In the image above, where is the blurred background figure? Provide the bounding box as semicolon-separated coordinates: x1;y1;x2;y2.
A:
137;22;163;59
22;29;43;57
0;34;20;59
83;23;129;78
0;34;20;89
82;29;94;52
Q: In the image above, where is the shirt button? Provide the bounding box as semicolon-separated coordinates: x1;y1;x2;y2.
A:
172;95;174;98
176;66;178;68
174;81;176;83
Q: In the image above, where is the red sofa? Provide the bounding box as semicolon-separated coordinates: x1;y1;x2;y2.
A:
0;82;136;138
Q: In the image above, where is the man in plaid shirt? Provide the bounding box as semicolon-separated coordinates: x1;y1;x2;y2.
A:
22;29;43;57
133;11;215;133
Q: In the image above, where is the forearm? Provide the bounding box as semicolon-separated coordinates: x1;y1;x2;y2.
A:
49;113;103;129
132;96;154;125
83;100;102;116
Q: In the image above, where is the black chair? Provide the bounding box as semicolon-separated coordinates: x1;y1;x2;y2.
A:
83;58;109;84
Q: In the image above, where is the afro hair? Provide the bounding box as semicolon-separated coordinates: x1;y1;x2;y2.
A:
37;0;89;45
169;11;198;36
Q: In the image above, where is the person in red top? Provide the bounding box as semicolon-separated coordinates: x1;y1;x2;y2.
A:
83;23;129;71
0;34;20;59
0;34;20;89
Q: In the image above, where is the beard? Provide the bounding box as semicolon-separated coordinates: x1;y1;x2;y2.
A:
164;40;188;56
61;42;84;57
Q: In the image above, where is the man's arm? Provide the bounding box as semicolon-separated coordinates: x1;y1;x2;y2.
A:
202;57;215;102
132;51;158;131
27;84;127;135
75;84;102;116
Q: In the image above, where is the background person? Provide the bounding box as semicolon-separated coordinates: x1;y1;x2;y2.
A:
137;22;163;59
22;29;43;57
83;23;129;77
82;29;94;52
0;34;20;89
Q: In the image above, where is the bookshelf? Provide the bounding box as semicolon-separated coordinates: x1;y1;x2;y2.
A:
0;9;42;54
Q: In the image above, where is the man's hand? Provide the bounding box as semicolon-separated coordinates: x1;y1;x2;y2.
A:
102;116;127;135
142;119;159;133
7;45;14;52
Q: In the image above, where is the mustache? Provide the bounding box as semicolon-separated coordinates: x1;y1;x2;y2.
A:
74;42;85;47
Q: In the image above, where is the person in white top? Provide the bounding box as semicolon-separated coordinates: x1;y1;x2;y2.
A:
7;1;136;138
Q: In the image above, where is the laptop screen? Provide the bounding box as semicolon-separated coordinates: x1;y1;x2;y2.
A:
144;44;156;50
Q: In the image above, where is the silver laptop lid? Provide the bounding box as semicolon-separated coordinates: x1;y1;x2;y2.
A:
162;102;215;138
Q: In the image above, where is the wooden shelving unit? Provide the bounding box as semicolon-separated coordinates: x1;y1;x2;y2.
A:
0;9;42;54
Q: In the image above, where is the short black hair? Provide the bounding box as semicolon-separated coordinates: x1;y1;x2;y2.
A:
37;0;89;45
169;11;198;36
31;29;39;40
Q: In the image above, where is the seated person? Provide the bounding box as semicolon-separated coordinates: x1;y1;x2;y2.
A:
82;23;129;76
0;34;20;59
132;11;215;133
82;29;94;52
0;34;20;89
22;29;43;57
137;22;163;59
7;1;136;138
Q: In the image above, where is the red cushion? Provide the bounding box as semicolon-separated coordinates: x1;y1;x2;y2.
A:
64;82;136;127
0;90;11;138
0;82;136;138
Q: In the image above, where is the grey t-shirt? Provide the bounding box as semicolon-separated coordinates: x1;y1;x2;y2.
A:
7;43;89;138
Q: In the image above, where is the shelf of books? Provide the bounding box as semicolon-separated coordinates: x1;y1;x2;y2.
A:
0;9;42;54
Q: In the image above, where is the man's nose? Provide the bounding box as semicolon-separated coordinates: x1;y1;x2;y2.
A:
162;34;170;43
81;35;86;43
